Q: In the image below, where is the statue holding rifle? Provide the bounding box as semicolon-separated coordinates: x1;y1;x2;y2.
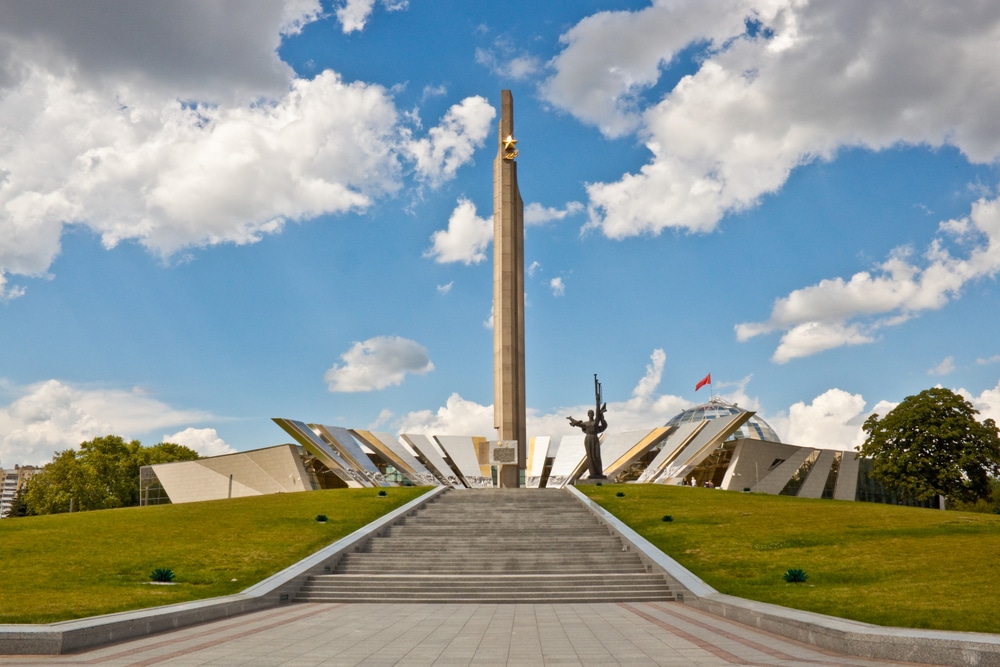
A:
568;374;608;479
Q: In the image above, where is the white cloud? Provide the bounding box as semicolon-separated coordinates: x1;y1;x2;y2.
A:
436;281;453;294
0;13;489;287
162;427;236;457
406;96;496;188
336;0;376;33
395;348;690;438
977;355;1000;366
775;388;870;451
527;261;541;277
737;196;1000;361
335;0;408;34
397;393;495;435
475;38;542;81
549;277;566;296
929;356;955;376
524;201;584;226
544;1;749;138
970;379;1000;425
0;1;319;104
543;2;1000;238
425;198;492;265
325;336;434;393
0;379;213;465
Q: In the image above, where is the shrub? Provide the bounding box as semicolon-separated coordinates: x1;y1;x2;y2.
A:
616;492;625;498
783;568;809;583
661;515;673;522
378;490;387;497
316;514;328;522
150;568;175;583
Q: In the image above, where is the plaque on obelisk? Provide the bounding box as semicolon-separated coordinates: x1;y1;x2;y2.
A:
493;90;526;488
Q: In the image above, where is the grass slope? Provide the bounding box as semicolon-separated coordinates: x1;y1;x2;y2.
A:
579;485;1000;634
0;487;428;624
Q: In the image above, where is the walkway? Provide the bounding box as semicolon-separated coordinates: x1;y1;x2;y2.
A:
0;602;932;666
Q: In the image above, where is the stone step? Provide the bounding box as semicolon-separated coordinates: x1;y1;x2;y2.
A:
296;488;673;604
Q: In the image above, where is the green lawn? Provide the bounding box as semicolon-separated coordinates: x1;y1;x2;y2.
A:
579;484;1000;634
0;487;428;624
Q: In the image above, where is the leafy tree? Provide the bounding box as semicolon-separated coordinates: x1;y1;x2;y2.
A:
858;388;1000;504
22;435;200;514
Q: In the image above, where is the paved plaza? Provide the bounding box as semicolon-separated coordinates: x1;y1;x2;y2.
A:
0;602;933;667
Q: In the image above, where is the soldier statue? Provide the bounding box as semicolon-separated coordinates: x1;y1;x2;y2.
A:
568;375;608;479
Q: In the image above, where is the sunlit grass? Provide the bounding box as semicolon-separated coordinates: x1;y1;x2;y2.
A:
580;484;1000;634
0;487;428;623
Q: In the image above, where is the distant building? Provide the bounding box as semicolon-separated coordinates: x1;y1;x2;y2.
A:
0;465;38;518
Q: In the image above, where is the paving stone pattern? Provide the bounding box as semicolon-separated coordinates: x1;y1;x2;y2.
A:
0;602;932;666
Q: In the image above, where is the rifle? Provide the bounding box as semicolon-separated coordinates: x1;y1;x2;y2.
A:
594;374;607;418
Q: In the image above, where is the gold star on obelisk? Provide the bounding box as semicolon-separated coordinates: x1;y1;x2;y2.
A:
503;135;518;150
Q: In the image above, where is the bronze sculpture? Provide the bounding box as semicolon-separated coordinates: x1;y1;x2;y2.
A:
568;375;608;479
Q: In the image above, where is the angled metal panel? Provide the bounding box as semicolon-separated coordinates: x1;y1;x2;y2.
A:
526;436;552;488
796;449;837;498
312;424;389;487
401;434;463;487
547;435;585;488
434;435;492;488
353;430;442;486
602;428;673;480
636;422;705;483
752;448;815;494
272;418;370;488
660;412;752;484
834;451;861;501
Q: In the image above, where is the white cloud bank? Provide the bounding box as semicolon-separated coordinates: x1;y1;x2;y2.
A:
393;347;1000;453
0;2;493;295
325;336;434;392
544;1;1000;238
737;196;1000;361
0;379;215;465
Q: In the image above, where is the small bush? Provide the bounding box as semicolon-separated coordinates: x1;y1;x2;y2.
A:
616;492;625;498
783;568;809;583
378;490;387;497
743;487;751;493
150;568;175;583
316;514;328;522
661;515;673;522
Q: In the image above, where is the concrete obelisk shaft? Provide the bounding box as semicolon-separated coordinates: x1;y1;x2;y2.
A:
493;90;526;488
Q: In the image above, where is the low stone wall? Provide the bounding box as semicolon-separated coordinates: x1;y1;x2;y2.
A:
0;486;447;655
567;485;1000;667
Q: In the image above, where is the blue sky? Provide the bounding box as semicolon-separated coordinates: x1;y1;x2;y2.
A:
2;1;1000;466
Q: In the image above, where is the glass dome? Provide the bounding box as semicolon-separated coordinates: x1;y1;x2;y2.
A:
664;398;782;443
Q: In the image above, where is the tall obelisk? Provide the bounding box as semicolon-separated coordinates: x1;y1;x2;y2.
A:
493;90;526;488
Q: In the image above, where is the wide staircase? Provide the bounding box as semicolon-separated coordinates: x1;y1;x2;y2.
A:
295;488;676;603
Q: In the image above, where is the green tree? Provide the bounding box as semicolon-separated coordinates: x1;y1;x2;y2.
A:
858;388;1000;504
22;436;200;514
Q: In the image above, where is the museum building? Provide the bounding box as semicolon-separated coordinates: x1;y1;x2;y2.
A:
140;398;923;507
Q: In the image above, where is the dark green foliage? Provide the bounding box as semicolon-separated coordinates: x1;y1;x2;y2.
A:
316;514;328;522
661;514;673;522
616;491;625;497
783;568;808;583
149;568;175;583
22;435;201;514
378;490;387;497
858;388;1000;504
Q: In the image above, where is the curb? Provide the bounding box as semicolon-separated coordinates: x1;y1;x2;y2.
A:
0;486;447;655
567;485;1000;667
